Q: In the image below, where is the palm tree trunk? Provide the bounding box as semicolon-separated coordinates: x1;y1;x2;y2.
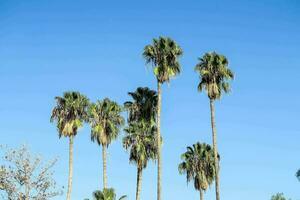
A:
210;99;220;200
157;81;162;200
66;136;74;200
200;189;204;200
136;166;143;200
25;185;30;200
102;145;108;189
25;179;30;200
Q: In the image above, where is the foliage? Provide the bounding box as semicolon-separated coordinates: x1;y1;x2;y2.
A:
90;188;127;200
271;193;291;200
178;143;218;191
195;52;234;100
88;98;124;147
123;121;157;169
296;169;300;181
0;145;62;200
143;36;183;83
123;87;158;169
50;91;89;138
124;87;158;124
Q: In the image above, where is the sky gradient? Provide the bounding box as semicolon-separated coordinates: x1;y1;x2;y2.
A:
1;0;300;199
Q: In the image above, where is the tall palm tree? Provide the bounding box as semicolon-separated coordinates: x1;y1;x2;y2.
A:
195;52;234;200
123;86;158;200
123;122;157;200
178;143;217;200
143;37;183;200
92;188;127;200
87;98;124;189
50;91;89;200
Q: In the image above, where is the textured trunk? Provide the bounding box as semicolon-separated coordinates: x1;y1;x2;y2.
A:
66;136;74;200
102;145;108;189
25;178;30;200
157;82;162;200
210;99;220;200
25;185;30;200
136;167;143;200
200;189;204;200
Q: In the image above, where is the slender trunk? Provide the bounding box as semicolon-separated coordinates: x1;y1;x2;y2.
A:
66;136;74;200
25;184;30;200
25;174;30;200
19;193;23;200
102;145;108;189
200;189;204;200
210;99;220;200
136;167;143;200
157;81;162;200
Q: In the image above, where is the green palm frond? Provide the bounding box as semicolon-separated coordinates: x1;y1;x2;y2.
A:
123;87;159;169
50;91;89;138
195;52;234;100
88;98;124;147
92;188;127;200
124;87;158;124
123;121;158;169
143;36;183;83
178;142;219;192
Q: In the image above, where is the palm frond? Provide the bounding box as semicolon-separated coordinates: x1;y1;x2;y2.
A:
88;98;124;147
50;91;89;138
143;36;183;83
178;142;219;192
195;52;234;100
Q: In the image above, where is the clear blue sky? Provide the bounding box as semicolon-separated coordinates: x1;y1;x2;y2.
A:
1;0;300;199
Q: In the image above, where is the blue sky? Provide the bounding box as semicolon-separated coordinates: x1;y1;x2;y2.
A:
1;0;300;199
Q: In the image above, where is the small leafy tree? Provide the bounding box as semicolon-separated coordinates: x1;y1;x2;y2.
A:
0;145;62;200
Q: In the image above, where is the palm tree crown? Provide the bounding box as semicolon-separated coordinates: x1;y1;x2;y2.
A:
88;98;124;147
143;36;183;83
124;87;158;124
92;188;127;200
50;91;89;137
195;52;234;100
178;143;218;192
271;193;288;200
123;121;157;169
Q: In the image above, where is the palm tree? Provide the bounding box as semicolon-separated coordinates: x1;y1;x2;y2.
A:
123;122;157;200
92;188;127;200
123;87;158;200
87;98;124;189
50;91;89;200
271;193;289;200
195;52;234;200
178;143;217;200
143;37;183;200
